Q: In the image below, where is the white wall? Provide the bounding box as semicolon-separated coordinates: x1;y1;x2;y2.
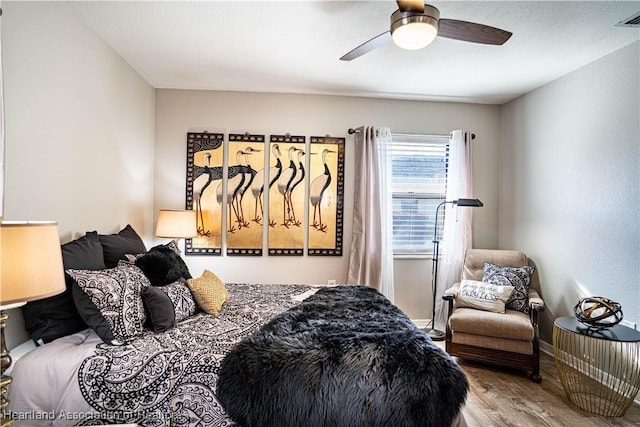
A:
1;2;500;348
2;2;156;347
154;90;501;319
500;42;640;342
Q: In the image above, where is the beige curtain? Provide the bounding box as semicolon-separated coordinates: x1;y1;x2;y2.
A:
347;126;394;301
434;130;475;328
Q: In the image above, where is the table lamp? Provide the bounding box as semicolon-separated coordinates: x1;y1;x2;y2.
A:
427;198;483;341
155;209;197;254
1;222;66;423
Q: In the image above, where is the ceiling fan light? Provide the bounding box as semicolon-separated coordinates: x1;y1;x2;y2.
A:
390;7;440;51
392;21;438;50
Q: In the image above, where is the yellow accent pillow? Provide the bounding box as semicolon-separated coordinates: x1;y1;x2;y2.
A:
187;270;229;315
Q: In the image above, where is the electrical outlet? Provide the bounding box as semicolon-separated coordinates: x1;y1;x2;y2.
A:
620;319;637;330
327;279;337;286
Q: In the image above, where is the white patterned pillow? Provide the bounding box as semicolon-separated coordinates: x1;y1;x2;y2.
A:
68;262;150;344
482;263;535;314
456;279;515;313
159;279;197;322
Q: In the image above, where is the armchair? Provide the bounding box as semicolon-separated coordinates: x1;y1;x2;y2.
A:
442;249;544;382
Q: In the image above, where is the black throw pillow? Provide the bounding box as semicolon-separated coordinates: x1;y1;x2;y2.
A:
71;283;117;344
141;286;175;332
98;224;147;268
22;231;105;345
135;244;192;286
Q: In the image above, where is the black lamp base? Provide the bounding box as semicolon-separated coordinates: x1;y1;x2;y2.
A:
425;328;446;341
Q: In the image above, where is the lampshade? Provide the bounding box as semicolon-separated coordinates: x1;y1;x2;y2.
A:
455;198;484;207
0;222;66;306
155;209;197;239
390;7;439;50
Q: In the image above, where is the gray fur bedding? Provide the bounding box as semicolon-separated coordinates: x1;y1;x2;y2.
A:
217;285;468;427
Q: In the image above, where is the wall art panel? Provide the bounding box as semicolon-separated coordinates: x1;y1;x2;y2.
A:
307;136;345;256
226;133;265;256
268;134;306;256
185;132;224;255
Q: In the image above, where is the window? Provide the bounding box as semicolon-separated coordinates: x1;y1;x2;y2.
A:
391;134;449;256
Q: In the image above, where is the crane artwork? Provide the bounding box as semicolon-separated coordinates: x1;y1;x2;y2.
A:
192;153;224;237
287;149;306;227
226;135;265;256
277;146;298;227
216;150;250;233
236;147;260;228
185;132;343;257
250;144;282;225
267;136;306;255
185;132;225;255
307;136;345;257
309;149;335;233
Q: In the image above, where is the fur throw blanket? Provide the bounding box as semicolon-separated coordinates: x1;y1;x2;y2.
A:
217;285;468;427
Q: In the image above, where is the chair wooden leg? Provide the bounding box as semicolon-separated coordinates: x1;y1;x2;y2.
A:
444;298;453;353
529;338;541;382
530;308;541;382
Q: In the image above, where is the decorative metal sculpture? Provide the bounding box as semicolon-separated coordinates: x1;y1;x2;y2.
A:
574;297;623;329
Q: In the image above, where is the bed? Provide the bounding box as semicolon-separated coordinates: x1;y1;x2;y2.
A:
7;225;468;426
7;283;319;426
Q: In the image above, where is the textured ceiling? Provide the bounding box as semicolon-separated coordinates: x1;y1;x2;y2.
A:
69;0;640;104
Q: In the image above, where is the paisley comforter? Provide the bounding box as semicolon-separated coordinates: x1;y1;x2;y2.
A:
7;283;317;426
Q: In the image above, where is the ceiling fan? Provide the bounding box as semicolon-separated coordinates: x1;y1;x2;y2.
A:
340;0;512;61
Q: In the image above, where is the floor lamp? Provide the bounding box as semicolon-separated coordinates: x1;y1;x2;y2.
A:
427;198;483;341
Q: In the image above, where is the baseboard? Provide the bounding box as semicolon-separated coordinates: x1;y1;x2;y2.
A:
540;339;554;356
412;318;430;329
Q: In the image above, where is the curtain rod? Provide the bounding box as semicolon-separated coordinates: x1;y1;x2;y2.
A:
347;128;475;140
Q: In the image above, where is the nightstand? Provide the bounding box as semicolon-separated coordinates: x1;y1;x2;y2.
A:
553;316;640;416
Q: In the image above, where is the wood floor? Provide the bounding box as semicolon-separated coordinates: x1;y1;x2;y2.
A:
436;343;640;426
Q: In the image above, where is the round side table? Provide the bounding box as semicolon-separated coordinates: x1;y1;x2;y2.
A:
553;316;640;416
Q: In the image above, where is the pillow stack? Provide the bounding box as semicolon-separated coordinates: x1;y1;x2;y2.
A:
455;262;535;314
22;224;229;346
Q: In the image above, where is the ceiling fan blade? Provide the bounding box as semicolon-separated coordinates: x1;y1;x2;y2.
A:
340;31;392;61
438;19;512;45
396;0;425;13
